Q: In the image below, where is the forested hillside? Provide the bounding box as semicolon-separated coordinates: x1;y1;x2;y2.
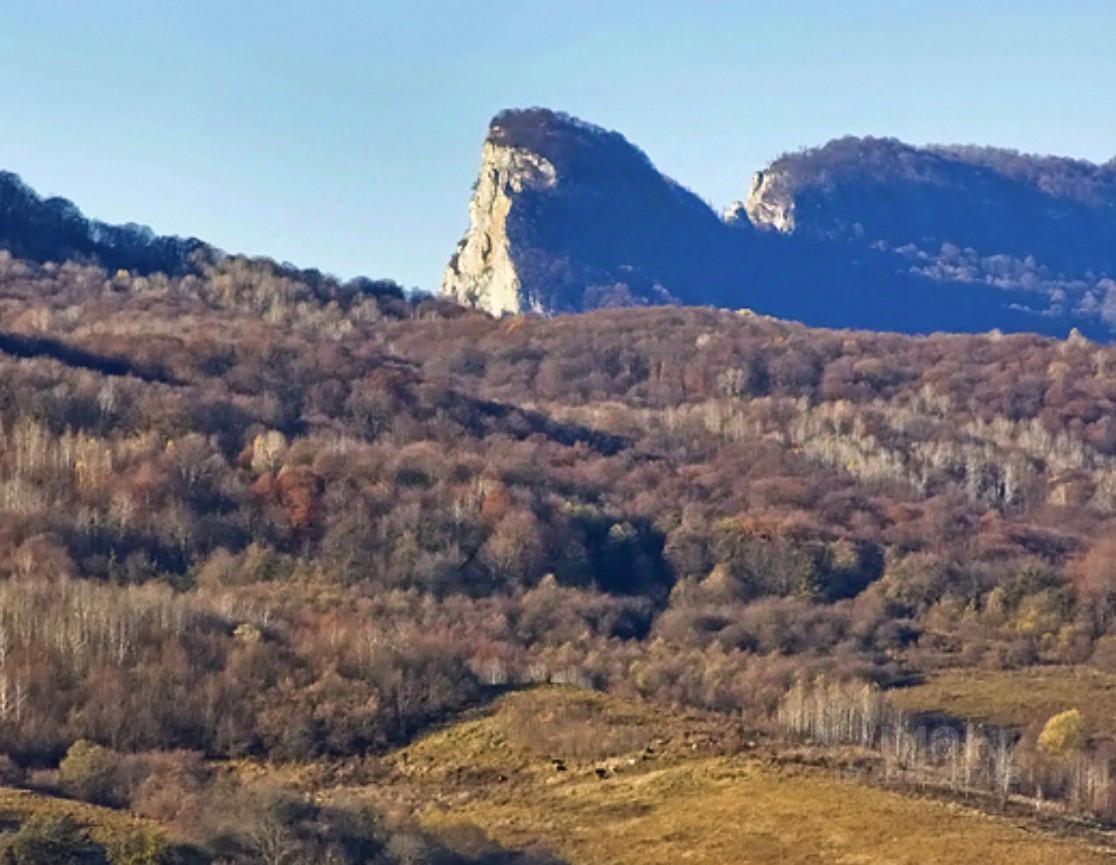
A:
5;240;1116;858
0;172;210;276
4;247;1116;741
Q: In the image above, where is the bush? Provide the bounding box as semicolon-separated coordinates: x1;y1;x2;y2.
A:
105;828;168;865
0;754;23;786
1;813;100;865
59;741;123;807
127;751;209;824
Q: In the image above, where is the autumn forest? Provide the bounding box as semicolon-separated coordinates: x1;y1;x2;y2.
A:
1;244;1116;861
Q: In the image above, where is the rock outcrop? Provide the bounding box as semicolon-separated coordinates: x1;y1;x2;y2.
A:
442;108;755;315
740;170;796;233
442;138;557;315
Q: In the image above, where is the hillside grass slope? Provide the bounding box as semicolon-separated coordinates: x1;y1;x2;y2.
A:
344;687;1116;865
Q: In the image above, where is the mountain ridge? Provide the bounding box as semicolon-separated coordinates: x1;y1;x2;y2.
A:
0;170;213;275
442;108;1116;340
1;114;1114;340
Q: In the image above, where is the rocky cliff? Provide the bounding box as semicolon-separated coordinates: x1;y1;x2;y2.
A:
442;137;558;314
737;170;796;233
442;109;756;315
444;111;1116;339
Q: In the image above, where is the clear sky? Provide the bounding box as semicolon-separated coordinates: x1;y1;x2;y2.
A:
1;1;1113;291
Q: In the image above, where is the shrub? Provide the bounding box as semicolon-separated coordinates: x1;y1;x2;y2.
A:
2;813;100;865
59;740;123;807
1038;708;1087;756
105;828;168;865
0;754;24;786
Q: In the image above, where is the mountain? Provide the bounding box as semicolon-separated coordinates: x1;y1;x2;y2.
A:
740;137;1116;323
444;109;1116;339
0;170;211;274
442;108;757;314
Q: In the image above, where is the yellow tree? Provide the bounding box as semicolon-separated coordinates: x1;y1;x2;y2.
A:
1038;708;1086;757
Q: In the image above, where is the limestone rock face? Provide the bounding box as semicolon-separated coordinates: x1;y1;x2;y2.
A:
441;140;556;315
742;170;796;233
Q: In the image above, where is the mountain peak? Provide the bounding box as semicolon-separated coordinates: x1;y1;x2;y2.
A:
487;107;608;147
442;108;737;316
485;108;657;177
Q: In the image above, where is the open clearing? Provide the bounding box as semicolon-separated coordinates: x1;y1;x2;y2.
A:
892;666;1116;739
342;687;1116;865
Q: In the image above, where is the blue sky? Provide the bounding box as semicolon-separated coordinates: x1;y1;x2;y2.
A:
1;1;1113;291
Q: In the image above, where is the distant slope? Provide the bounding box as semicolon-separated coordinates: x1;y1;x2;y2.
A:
747;138;1116;267
744;137;1116;327
0;171;210;275
893;666;1116;740
443;109;1116;340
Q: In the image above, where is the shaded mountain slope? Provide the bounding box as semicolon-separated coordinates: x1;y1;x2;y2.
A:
0;171;210;274
443;109;1116;340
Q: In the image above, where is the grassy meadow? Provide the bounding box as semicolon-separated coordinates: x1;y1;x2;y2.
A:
338;687;1116;865
892;666;1116;739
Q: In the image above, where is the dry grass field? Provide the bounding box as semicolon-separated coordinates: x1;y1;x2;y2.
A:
4;685;1116;864
341;687;1116;865
892;666;1116;739
0;785;161;850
